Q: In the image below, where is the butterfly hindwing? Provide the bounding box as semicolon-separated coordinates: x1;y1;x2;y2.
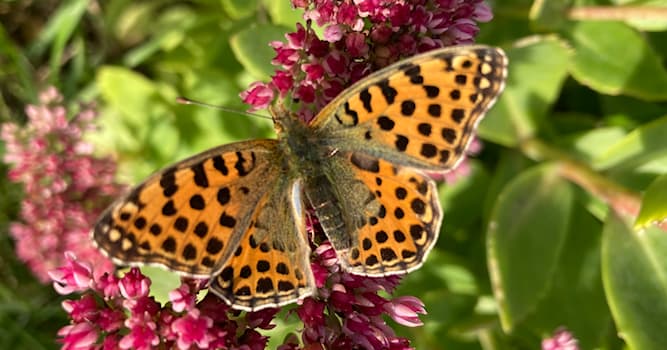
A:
307;152;441;276
311;45;507;172
209;178;314;311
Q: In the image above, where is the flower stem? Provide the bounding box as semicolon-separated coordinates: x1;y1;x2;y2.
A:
568;6;667;21
520;138;641;218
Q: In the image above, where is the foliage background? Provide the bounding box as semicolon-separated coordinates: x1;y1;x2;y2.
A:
2;0;667;349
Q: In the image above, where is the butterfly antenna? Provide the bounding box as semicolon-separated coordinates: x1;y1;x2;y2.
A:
176;97;272;120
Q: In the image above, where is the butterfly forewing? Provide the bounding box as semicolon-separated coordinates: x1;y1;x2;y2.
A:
94;140;282;276
311;45;507;172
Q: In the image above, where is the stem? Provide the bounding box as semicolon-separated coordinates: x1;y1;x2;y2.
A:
569;6;667;21
520;138;641;219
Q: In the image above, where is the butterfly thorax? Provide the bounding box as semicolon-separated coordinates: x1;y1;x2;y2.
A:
271;106;333;176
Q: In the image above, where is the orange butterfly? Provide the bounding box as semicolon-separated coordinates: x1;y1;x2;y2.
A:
93;45;507;311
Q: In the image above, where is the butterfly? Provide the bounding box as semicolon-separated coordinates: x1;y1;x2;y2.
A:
93;45;508;311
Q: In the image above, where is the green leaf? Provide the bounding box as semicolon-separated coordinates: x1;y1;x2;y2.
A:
529;0;569;31
567;21;667;101
524;206;610;349
28;0;89;57
221;0;259;19
568;126;627;162
265;0;304;29
487;164;574;331
230;24;292;79
439;161;491;234
0;25;37;106
482;150;533;223
602;213;667;350
140;266;181;304
593;115;667;170
97;66;160;128
48;0;90;84
479;37;570;147
122;6;195;67
635;174;667;230
148;117;180;161
96;66;183;178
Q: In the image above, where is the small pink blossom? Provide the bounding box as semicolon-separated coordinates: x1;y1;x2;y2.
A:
62;294;98;323
542;328;579;350
120;316;160;350
345;32;369;58
246;308;279;329
49;252;94;294
271;70;295;96
303;62;326;81
57;322;98;350
385;296;427;327
323;24;343;42
118;267;151;299
172;309;215;350
239;82;275;112
170;283;196;312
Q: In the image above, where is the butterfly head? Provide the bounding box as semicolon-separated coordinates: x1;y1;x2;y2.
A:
267;102;310;140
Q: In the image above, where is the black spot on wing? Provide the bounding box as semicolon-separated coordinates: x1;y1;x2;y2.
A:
377;79;397;104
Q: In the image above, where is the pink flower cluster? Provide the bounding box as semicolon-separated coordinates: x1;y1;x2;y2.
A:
1;87;122;282
281;241;426;350
50;201;427;349
52;243;427;350
51;254;277;350
542;328;579;350
241;0;493;120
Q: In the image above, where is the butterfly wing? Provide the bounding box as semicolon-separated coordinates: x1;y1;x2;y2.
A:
306;152;440;276
93;140;314;310
304;45;506;276
309;45;507;172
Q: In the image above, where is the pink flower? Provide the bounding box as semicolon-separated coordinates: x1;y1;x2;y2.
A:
385;296;427;327
54;255;278;349
323;24;343;42
292;236;421;349
170;283;196;312
303;62;326;81
242;0;494;121
271;70;295;96
49;252;94;294
62;294;98;323
345;32;369;58
118;267;151;299
57;322;98;350
172;309;215;350
239;82;275;112
542;328;579;350
296;297;326;328
246;308;279;329
1;87;121;282
120;316;160;350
